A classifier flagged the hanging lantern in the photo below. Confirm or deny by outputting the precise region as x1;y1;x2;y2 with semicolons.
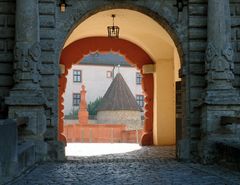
107;14;120;38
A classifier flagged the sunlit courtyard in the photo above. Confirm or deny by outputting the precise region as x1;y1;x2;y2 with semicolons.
65;143;142;157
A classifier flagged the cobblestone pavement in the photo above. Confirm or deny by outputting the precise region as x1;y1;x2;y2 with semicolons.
9;146;240;185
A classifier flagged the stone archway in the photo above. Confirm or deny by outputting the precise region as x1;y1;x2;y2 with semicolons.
59;37;154;146
56;6;186;157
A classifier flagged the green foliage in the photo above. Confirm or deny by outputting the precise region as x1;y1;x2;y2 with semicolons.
64;97;102;119
64;107;79;119
87;97;103;115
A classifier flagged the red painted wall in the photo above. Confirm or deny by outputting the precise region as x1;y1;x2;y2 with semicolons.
64;123;143;143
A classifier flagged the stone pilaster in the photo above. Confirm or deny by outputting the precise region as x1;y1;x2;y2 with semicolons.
205;0;238;102
5;0;48;161
200;0;240;163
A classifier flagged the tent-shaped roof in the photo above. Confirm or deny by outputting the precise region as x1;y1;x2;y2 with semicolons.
97;73;142;111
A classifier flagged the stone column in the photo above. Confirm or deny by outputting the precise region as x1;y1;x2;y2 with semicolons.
5;0;48;161
200;0;240;163
12;0;42;93
78;85;89;125
205;0;237;101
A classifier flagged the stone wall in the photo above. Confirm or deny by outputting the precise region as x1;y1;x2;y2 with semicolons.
39;0;61;159
97;110;143;130
230;0;240;89
0;0;15;119
186;0;240;162
188;0;207;161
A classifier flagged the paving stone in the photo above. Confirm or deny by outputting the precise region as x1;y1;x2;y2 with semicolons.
7;146;240;185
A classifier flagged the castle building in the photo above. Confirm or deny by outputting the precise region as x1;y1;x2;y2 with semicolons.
64;53;144;116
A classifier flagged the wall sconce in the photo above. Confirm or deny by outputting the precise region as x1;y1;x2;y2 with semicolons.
59;0;68;12
107;14;120;38
173;0;187;12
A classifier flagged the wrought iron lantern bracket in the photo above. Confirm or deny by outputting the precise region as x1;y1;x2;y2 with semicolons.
107;14;120;38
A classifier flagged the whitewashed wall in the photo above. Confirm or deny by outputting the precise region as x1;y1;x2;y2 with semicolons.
63;64;143;115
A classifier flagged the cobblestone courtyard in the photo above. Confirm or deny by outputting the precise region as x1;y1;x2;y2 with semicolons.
9;146;240;185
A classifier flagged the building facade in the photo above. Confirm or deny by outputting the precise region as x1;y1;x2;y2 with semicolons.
64;53;144;116
0;0;240;183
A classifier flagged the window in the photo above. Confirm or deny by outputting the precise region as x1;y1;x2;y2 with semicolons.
106;71;113;78
136;72;142;85
73;70;82;82
73;93;81;106
136;95;144;108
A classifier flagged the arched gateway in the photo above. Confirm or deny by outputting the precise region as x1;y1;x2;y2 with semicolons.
1;1;240;182
59;37;154;146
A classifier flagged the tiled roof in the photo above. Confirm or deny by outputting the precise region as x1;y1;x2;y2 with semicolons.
79;53;131;67
97;73;141;111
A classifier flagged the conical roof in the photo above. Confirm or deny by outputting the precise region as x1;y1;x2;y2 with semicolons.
97;73;142;111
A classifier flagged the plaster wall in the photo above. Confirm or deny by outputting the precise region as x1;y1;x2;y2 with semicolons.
64;64;143;115
154;58;176;145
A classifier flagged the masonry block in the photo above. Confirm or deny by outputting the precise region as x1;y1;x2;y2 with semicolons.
40;15;55;28
190;64;204;75
0;2;15;14
189;28;207;39
189;4;207;16
0;75;13;86
40;40;55;52
0;40;5;51
41;51;55;64
231;17;240;27
0;27;14;39
0;53;13;62
0;119;18;181
189;41;207;52
0;16;5;26
189;16;207;28
190;87;203;100
40;75;57;88
190;75;205;87
189;52;205;64
6;39;14;50
39;3;55;15
236;4;240;16
0;63;12;75
43;88;54;101
6;15;14;27
40;28;55;40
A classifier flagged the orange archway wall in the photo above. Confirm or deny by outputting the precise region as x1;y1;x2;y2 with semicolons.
59;37;154;146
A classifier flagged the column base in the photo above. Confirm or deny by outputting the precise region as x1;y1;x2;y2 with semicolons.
140;131;153;146
5;85;48;106
200;102;240;164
